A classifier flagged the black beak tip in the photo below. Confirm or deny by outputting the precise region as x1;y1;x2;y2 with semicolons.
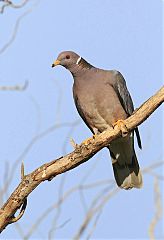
51;63;55;68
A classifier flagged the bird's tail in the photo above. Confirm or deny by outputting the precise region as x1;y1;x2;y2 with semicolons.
112;153;142;189
108;136;143;190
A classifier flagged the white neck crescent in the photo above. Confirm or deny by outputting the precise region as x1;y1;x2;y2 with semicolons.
76;56;82;65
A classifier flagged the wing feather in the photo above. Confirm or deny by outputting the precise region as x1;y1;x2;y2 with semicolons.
112;71;142;149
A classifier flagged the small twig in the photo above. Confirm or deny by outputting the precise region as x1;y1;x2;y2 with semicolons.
0;80;28;91
70;138;78;149
0;0;11;14
48;174;67;240
21;162;25;180
9;198;27;224
86;210;102;240
148;177;162;240
0;0;29;14
0;10;31;55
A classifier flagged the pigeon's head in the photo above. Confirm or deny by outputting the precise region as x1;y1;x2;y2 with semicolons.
52;51;81;70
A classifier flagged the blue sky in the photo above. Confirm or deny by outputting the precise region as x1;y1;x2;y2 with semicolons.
0;0;163;239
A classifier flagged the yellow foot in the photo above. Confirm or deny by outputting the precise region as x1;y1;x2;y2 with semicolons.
113;119;128;137
82;134;97;145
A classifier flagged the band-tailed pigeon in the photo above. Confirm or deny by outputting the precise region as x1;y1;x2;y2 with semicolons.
52;51;142;190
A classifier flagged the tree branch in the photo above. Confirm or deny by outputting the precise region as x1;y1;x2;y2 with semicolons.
0;86;163;233
0;80;28;91
0;0;30;14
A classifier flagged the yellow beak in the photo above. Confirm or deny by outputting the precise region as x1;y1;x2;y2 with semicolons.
52;59;60;68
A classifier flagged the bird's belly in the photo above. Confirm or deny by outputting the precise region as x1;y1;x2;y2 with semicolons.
79;100;111;132
75;86;127;133
87;114;109;132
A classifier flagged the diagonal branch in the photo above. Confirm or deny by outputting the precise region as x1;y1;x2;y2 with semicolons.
0;86;163;233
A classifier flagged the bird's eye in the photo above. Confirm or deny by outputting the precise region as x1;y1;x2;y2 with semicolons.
66;55;70;59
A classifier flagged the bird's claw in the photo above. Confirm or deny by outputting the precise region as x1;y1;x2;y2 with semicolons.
82;134;97;145
113;119;128;137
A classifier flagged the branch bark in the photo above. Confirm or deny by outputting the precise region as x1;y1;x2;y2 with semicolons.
0;86;163;233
